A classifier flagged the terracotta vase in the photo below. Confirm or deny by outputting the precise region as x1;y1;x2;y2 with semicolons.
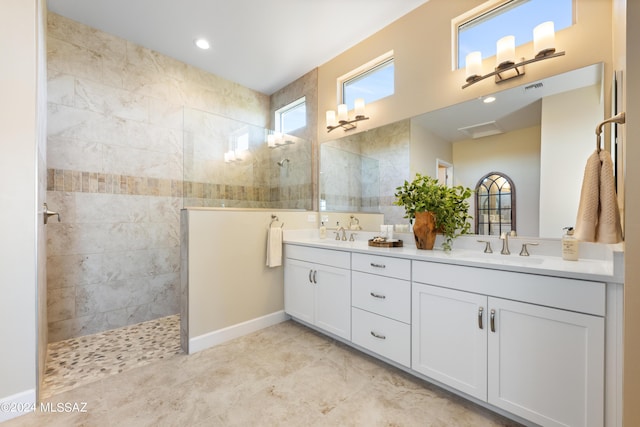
413;211;437;250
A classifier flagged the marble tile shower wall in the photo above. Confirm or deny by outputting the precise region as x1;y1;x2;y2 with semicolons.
46;12;270;342
182;107;312;209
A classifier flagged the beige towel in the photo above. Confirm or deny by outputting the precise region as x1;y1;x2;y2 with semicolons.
266;226;283;267
596;150;623;243
574;149;622;243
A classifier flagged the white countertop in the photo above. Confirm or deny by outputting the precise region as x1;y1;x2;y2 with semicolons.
283;230;624;283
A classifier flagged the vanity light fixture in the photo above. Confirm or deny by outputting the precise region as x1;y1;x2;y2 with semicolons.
326;98;369;133
462;21;565;89
194;38;210;50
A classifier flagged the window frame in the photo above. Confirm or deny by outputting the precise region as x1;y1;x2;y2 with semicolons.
275;96;306;134
451;0;575;70
337;50;395;108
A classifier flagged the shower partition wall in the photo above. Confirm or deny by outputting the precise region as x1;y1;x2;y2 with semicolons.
183;107;312;209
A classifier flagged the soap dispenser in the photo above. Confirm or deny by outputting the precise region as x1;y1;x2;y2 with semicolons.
562;227;579;261
319;221;327;239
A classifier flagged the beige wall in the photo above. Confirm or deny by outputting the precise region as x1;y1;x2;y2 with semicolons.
453;126;541;237
622;0;640;425
317;0;613;144
410;122;453;180
0;0;43;415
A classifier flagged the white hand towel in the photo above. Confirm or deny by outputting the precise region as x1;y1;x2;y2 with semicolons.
574;150;600;242
596;149;623;243
266;226;283;268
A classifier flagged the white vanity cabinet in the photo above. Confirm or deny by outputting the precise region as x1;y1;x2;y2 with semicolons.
412;261;605;427
351;253;411;367
284;245;351;340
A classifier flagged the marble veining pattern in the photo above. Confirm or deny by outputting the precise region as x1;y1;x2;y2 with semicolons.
41;315;181;400
7;320;521;426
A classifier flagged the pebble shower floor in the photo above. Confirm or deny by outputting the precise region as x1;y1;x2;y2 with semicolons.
42;315;182;399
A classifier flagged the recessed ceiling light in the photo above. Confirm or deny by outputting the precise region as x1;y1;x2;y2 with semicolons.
483;96;496;104
194;38;210;50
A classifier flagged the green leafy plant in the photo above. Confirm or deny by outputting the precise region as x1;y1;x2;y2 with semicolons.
394;173;473;251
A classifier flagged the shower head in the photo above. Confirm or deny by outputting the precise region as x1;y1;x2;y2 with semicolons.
277;158;290;167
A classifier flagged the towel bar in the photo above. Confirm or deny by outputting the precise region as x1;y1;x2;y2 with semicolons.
596;112;625;153
269;214;284;228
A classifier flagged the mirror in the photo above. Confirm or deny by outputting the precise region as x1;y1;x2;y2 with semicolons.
320;63;604;238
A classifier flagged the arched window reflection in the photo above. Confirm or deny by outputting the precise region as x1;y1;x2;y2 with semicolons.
475;172;515;236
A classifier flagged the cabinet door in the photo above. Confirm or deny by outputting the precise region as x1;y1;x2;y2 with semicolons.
412;283;488;400
284;258;315;324
315;264;351;340
488;297;604;427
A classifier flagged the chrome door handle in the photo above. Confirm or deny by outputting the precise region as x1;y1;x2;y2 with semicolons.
312;270;317;284
370;292;386;299
478;307;484;329
308;270;313;283
370;263;386;268
43;203;61;225
370;331;386;340
490;309;496;332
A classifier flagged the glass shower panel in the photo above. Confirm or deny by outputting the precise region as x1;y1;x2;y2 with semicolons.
183;107;312;209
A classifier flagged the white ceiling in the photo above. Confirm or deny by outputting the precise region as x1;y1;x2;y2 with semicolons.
47;0;429;95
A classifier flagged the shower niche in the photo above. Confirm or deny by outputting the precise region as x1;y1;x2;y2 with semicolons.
183;107;312;209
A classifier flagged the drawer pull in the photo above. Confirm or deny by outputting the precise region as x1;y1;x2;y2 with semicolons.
370;331;386;340
490;309;496;332
308;270;313;283
478;306;484;329
370;262;386;268
312;270;317;284
370;292;386;299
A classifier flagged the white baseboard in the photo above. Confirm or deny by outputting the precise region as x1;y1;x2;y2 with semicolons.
188;310;288;354
0;389;36;422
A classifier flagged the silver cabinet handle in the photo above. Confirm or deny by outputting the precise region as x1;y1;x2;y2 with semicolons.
370;292;386;299
312;270;317;284
478;307;484;329
43;203;61;225
308;270;313;283
370;262;386;268
490;309;496;333
370;331;386;340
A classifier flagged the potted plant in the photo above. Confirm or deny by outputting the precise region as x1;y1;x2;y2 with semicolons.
394;173;473;251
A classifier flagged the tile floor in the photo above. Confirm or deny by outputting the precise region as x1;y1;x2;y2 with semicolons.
6;319;523;426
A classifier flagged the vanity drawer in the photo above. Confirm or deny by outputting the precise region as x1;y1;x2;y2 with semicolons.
352;253;410;280
352;307;410;367
285;244;350;269
352;271;410;323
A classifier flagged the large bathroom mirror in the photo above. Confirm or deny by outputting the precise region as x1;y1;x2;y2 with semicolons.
320;62;605;238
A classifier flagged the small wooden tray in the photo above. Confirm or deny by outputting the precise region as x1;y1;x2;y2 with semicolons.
368;239;403;248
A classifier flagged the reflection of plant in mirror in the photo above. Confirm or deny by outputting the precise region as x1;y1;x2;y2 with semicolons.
394;174;473;251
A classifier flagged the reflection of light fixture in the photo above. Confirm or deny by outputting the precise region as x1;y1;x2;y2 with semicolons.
483;96;496;104
266;132;295;149
463;21;565;89
326;98;370;132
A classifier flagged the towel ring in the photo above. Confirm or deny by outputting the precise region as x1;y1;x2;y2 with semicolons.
596;112;625;153
270;214;284;228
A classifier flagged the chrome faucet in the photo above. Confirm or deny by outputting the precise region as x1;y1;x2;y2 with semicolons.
335;226;347;241
500;232;510;255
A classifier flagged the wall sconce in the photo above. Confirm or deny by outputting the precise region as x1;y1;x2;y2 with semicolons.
462;21;565;89
326;98;369;133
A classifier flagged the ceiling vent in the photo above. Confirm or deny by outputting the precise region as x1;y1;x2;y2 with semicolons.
457;121;504;139
524;82;544;91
